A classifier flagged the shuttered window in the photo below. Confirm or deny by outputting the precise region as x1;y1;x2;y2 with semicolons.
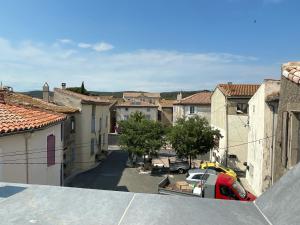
47;135;55;166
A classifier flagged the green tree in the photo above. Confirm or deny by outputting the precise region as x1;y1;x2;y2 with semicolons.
119;112;165;165
167;115;222;167
67;82;89;95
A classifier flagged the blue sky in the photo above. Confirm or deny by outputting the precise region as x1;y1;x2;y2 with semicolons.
0;0;299;92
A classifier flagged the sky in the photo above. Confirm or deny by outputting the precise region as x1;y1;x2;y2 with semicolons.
0;0;299;92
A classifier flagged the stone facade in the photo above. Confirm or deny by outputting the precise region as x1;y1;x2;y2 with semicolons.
273;62;300;183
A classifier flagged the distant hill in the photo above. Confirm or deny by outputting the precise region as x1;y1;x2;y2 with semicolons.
21;90;211;100
20;91;53;99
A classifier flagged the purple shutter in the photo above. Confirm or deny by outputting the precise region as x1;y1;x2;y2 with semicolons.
47;135;55;166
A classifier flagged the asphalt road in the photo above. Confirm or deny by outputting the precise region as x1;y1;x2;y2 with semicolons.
67;150;185;194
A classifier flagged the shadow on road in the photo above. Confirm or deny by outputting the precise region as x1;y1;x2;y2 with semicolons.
67;150;129;191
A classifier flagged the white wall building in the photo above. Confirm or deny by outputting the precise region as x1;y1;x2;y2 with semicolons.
211;84;260;170
115;101;158;122
0;98;65;185
54;86;112;171
246;80;280;196
173;92;211;124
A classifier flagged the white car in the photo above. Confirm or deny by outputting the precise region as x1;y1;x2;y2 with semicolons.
186;169;217;184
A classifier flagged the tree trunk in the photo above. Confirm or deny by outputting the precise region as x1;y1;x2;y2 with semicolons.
189;155;192;169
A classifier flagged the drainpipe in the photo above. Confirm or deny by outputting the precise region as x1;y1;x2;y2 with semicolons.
268;103;276;186
225;98;229;167
24;133;31;184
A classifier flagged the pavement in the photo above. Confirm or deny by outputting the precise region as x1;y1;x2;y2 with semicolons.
67;150;185;193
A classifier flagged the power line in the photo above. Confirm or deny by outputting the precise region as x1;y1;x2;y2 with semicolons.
218;135;274;150
0;141;108;158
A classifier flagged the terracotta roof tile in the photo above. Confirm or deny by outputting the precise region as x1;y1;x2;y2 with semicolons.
175;92;212;105
4;92;78;114
282;62;300;84
218;84;260;97
123;92;160;98
0;103;66;135
116;100;158;108
54;88;111;105
159;99;176;107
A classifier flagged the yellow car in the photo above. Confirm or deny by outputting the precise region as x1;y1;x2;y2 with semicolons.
199;162;237;178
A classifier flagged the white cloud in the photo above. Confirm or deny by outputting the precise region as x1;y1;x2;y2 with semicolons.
0;37;279;92
58;39;73;44
92;42;114;52
78;42;92;48
78;41;114;52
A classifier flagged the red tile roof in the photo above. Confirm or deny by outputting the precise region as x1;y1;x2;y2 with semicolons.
54;88;111;105
282;62;300;84
0;103;66;135
217;84;260;97
116;100;158;108
159;99;176;108
174;92;212;105
4;92;78;114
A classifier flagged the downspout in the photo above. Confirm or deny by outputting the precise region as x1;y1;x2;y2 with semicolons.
225;97;229;167
268;103;276;185
24;133;31;184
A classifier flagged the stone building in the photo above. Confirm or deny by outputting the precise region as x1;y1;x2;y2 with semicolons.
123;92;160;105
158;99;175;126
273;62;300;183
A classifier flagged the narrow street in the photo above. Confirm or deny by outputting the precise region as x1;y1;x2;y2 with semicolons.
67;150;185;193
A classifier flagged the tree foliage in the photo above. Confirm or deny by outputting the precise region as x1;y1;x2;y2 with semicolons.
167;116;222;165
119;112;165;160
67;81;89;95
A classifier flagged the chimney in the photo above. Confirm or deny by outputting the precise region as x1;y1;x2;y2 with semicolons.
61;83;66;90
43;82;50;102
177;92;182;101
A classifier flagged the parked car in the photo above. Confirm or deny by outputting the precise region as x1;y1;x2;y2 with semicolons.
186;169;217;184
199;162;237;178
158;173;256;201
169;160;189;174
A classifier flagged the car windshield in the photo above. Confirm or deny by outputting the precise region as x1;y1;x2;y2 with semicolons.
232;181;246;199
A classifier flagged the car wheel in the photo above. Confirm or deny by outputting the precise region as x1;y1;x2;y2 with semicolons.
178;168;185;174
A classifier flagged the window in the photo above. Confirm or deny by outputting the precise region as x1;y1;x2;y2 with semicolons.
124;115;129;120
99;117;102;132
236;103;248;114
125;107;128;111
190;106;195;114
232;181;246;199
192;174;209;180
219;185;237;199
70;116;76;133
147;108;150;112
90;138;95;156
71;147;76;162
102;134;105;146
105;115;108;128
47;135;55;166
146;115;151;120
91;105;96;132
